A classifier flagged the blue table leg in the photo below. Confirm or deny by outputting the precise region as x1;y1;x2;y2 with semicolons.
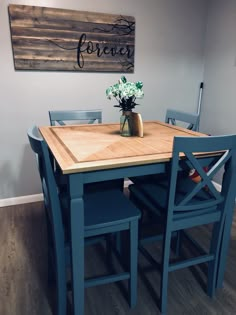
69;173;85;315
216;198;235;289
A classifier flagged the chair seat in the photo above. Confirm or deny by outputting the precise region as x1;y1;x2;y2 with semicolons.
129;173;167;185
129;175;218;220
60;189;140;238
84;190;140;230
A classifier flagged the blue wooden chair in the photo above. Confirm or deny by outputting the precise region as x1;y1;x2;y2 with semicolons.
28;126;141;315
165;108;199;131
129;134;236;314
49;109;102;125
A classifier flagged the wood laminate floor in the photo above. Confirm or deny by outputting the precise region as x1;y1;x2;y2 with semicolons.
0;201;235;315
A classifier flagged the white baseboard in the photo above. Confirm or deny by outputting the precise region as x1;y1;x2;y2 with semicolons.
0;193;43;208
0;180;133;207
0;180;221;208
213;181;221;192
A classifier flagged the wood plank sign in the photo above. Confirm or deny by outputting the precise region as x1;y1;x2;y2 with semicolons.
8;5;135;72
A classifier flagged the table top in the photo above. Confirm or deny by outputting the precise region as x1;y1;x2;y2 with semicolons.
39;121;206;174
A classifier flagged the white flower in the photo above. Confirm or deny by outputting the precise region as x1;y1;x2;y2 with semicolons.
106;76;144;111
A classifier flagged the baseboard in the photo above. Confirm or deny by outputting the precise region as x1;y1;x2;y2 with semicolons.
213;181;221;192
0;193;43;208
0;179;220;208
0;180;133;207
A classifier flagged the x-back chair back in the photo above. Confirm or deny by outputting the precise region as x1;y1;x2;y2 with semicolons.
49;109;102;125
165;108;199;131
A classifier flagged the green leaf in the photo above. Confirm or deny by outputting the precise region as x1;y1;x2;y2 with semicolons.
120;76;127;83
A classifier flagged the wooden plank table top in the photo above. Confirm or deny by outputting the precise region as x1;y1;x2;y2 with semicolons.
39;121;206;174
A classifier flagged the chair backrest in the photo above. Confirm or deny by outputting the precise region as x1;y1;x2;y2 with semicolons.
165;109;199;131
49;109;102;126
27;126;66;289
168;135;236;219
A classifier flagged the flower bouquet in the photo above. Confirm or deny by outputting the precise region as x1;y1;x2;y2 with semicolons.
106;76;144;136
106;76;144;112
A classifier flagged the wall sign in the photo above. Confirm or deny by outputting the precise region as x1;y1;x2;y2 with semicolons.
8;5;135;72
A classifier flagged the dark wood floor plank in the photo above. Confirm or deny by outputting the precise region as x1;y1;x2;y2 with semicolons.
0;201;235;315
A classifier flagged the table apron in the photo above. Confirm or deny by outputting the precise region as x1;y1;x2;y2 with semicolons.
78;162;167;184
65;156;216;184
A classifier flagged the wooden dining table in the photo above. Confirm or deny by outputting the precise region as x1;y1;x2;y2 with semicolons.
39;121;229;315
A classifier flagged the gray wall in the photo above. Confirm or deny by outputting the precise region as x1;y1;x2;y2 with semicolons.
0;0;208;199
200;0;236;135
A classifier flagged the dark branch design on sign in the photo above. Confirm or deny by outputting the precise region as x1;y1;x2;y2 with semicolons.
93;17;135;35
8;5;135;72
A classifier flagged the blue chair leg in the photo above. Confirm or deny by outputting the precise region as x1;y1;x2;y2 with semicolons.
105;234;114;269
174;230;182;256
56;261;67;315
70;195;85;315
48;250;55;285
207;221;223;297
129;220;138;308
160;229;172;315
115;232;122;254
216;205;235;289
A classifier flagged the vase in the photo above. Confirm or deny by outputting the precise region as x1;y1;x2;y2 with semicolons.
120;111;132;137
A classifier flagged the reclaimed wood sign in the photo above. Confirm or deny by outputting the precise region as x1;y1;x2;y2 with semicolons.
8;5;135;72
